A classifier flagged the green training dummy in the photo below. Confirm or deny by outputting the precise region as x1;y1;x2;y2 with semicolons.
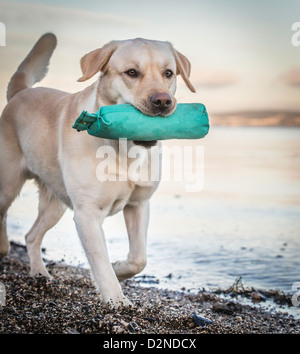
72;103;209;141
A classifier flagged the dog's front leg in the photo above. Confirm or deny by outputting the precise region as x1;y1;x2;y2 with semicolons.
74;207;132;307
113;200;149;281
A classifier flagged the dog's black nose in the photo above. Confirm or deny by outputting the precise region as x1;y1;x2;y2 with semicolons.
150;92;172;113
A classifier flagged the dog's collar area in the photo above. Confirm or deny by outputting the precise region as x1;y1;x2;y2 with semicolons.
133;140;158;148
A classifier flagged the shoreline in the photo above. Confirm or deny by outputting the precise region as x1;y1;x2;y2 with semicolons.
0;242;299;334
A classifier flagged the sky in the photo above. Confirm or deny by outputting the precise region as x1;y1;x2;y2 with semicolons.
0;0;299;113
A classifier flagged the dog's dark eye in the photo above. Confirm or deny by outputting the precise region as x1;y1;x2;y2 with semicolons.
125;69;138;78
165;70;174;78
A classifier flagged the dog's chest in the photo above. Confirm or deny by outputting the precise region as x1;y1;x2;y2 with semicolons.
109;198;128;215
108;179;159;216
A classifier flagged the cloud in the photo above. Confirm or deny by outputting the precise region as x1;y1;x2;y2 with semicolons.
0;0;151;107
190;70;239;89
280;67;300;87
0;0;147;47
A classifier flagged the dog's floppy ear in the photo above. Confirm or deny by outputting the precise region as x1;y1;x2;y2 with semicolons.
77;42;116;82
172;49;196;93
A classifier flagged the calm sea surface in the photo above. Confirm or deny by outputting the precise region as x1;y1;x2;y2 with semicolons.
7;126;300;314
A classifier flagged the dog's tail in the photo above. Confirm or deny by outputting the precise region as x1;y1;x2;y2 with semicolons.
7;33;57;101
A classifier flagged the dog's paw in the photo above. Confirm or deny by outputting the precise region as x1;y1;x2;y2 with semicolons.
112;259;146;281
29;267;52;279
103;294;133;309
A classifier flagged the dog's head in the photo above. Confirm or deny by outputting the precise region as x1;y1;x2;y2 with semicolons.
78;38;196;117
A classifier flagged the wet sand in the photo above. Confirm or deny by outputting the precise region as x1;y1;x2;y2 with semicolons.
0;242;299;334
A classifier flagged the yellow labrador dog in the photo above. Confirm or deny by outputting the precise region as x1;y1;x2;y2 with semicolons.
0;33;195;306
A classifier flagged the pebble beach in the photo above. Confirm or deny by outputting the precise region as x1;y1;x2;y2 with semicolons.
0;242;299;334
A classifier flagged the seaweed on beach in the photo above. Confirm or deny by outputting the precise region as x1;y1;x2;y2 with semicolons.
214;275;294;307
